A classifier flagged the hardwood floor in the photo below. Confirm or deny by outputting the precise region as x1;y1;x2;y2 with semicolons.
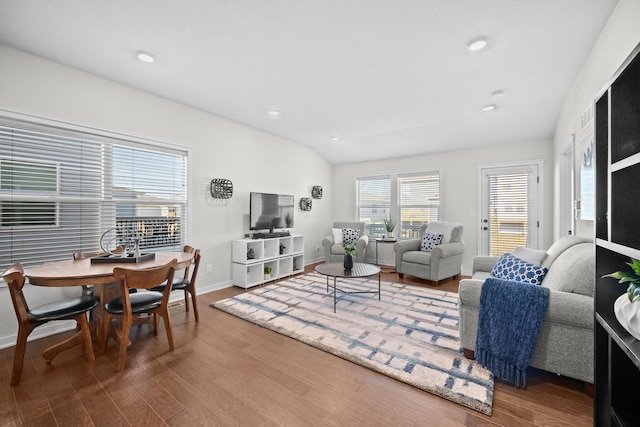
0;263;593;426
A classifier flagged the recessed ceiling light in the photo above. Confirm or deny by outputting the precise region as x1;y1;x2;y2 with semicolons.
266;109;281;119
491;89;505;99
482;104;497;112
466;37;488;52
136;51;155;63
329;136;339;142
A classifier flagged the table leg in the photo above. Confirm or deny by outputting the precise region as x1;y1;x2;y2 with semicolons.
42;331;86;363
333;276;337;313
378;272;381;300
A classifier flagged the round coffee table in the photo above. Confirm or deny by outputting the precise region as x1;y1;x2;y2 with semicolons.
315;262;381;312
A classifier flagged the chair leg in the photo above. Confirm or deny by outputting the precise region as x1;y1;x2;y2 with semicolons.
183;289;190;312
11;324;35;386
116;316;133;372
159;309;175;351
101;313;113;353
188;286;199;322
76;313;95;361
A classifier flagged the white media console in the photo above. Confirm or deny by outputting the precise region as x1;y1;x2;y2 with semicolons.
231;235;304;288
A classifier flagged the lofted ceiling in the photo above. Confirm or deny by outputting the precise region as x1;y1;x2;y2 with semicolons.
0;1;617;165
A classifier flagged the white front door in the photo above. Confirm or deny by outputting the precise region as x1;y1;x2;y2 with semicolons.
478;162;542;256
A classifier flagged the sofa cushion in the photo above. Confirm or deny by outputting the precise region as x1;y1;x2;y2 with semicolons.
332;228;343;244
420;232;443;252
512;247;547;265
490;254;548;285
425;222;457;243
541;243;595;296
402;250;432;265
342;228;360;244
541;235;592;269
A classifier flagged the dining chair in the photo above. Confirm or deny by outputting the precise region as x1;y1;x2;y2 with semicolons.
150;246;201;321
101;259;178;372
3;263;100;386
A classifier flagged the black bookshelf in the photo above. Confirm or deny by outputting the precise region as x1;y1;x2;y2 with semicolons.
594;41;640;427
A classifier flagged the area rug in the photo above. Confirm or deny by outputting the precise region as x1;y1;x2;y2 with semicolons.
210;272;494;415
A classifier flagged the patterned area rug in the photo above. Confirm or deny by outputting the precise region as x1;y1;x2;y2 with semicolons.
211;272;494;415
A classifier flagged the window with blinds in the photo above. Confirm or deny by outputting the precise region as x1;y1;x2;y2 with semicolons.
488;172;529;256
356;176;391;237
0;120;188;271
398;172;440;239
355;171;441;239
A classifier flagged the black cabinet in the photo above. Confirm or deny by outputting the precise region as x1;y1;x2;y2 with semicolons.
594;42;640;426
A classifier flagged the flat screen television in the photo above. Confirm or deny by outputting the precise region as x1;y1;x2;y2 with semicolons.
250;192;294;232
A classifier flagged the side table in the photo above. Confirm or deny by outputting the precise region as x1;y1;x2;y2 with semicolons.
375;238;397;273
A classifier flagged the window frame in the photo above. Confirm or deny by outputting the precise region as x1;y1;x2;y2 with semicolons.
0;112;192;272
355;169;442;239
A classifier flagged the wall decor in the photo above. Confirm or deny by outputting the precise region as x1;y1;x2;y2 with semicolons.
300;197;312;211
312;185;323;199
210;178;233;199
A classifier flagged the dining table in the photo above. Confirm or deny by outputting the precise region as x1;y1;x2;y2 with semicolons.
25;251;194;362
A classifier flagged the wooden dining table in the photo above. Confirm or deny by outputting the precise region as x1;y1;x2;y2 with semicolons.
25;251;194;362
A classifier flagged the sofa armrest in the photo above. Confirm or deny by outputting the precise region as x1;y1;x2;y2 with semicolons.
356;235;369;262
431;242;465;259
393;239;420;273
393;239;420;253
322;235;335;248
472;256;500;274
322;235;334;262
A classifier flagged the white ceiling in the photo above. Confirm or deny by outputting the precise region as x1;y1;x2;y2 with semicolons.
0;1;617;165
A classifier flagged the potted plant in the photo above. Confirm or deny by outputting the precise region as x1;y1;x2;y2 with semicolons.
279;243;286;255
383;216;396;238
264;266;272;280
603;258;640;340
343;242;357;270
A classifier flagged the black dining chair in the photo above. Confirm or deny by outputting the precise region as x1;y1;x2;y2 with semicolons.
3;263;99;386
150;246;201;321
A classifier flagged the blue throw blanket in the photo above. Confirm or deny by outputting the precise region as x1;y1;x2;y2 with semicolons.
476;277;550;388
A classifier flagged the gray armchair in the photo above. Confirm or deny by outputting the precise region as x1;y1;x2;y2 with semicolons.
322;222;369;263
393;222;464;284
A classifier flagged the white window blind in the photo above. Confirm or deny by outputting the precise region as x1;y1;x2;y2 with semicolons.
356;176;391;237
355;171;441;239
0;120;188;271
398;171;440;239
488;172;528;256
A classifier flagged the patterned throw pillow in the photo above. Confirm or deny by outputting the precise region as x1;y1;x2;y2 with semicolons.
420;232;443;252
342;228;360;244
490;253;549;285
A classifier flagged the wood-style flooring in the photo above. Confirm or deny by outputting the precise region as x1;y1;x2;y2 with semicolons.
0;263;593;426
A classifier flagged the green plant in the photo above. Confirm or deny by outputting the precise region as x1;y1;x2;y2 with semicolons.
279;243;286;253
264;266;272;275
603;258;640;302
383;216;396;232
343;242;357;256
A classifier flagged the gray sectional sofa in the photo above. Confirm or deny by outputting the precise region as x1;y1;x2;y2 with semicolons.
457;235;595;385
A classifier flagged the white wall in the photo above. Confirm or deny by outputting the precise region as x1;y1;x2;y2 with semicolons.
0;44;333;347
332;140;554;274
553;0;640;241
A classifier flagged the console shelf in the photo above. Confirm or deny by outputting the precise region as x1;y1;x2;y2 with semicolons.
232;235;304;288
